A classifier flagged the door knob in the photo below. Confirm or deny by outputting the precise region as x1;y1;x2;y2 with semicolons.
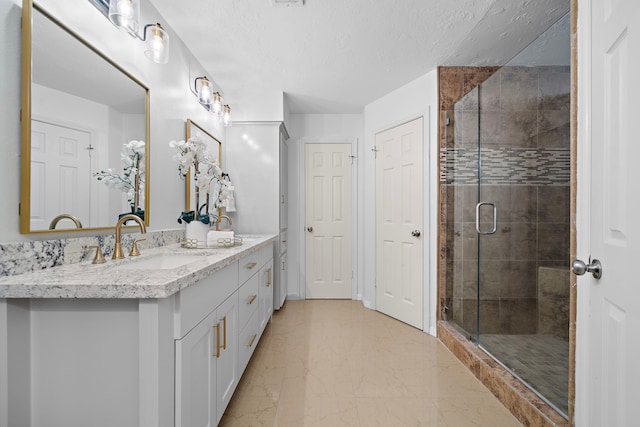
307;227;313;232
572;258;603;279
411;230;421;237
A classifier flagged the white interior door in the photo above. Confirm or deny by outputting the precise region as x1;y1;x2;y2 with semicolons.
30;120;92;230
579;0;640;425
305;143;352;299
375;118;423;329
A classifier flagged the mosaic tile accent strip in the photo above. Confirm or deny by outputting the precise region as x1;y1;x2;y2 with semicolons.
440;147;570;185
0;229;184;277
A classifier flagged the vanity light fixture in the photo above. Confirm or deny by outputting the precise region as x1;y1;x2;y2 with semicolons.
108;0;170;64
194;76;213;106
192;76;230;122
222;105;232;127
108;0;139;34
211;92;223;115
143;23;170;64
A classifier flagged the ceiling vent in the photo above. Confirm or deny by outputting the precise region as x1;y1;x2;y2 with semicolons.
271;0;304;7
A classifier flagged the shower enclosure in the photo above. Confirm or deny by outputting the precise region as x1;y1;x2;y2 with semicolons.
442;14;571;417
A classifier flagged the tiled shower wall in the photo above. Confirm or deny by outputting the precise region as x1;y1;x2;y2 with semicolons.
439;66;570;338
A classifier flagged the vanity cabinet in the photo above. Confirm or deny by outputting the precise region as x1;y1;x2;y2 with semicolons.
0;237;276;427
174;267;241;427
174;244;273;427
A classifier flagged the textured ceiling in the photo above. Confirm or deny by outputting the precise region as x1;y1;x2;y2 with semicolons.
149;0;569;114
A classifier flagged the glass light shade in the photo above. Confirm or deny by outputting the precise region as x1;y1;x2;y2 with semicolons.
212;92;223;115
196;77;212;106
109;0;139;34
144;24;169;64
223;105;231;127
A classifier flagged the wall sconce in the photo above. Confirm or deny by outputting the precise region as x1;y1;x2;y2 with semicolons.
223;105;232;127
194;76;213;106
211;92;223;115
108;0;170;64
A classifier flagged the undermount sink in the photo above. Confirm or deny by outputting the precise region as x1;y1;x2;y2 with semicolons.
116;253;206;270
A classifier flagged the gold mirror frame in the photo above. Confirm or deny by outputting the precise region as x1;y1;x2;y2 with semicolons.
20;0;150;234
185;119;222;216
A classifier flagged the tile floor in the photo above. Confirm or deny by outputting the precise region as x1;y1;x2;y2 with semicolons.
219;300;522;426
480;334;569;415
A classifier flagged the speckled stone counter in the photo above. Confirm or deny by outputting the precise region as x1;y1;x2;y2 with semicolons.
0;235;276;299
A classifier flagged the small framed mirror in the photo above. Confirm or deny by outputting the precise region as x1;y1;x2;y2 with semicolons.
20;0;150;233
184;119;223;215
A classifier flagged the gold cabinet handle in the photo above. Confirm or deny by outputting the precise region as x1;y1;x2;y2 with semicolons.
247;333;257;348
266;268;272;287
222;316;227;350
213;323;221;358
248;294;257;305
245;262;257;270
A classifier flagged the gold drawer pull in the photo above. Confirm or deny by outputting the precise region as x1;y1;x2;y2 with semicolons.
247;333;257;348
213;323;221;358
266;268;272;287
245;262;257;270
247;294;257;305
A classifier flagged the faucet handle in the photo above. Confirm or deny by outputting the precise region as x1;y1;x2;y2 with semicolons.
129;238;146;257
83;245;106;264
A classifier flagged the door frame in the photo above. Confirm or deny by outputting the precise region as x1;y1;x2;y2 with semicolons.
575;0;592;423
297;138;359;300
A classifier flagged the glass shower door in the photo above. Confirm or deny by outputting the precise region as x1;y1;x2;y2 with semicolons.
475;14;572;416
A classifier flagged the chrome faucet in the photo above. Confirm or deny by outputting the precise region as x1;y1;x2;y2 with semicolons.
112;214;147;260
215;215;233;231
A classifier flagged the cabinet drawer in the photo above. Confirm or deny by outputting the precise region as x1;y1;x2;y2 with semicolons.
238;273;259;329
238;250;262;284
175;262;238;339
238;310;260;375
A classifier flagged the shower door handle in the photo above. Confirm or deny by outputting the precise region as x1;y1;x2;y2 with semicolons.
475;202;497;235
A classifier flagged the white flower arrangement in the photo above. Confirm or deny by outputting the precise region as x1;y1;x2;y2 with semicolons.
169;137;234;223
94;140;145;210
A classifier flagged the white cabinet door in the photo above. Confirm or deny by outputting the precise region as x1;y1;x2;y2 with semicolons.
216;292;239;424
175;310;218;427
259;260;274;332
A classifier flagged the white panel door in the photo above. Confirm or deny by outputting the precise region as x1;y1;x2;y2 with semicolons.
216;293;238;424
305;143;352;299
579;0;640;425
30;120;91;230
375;118;423;329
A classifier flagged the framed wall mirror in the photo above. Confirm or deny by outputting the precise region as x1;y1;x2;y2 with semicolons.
185;119;222;217
20;0;150;234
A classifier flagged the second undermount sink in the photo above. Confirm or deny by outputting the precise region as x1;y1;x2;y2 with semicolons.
116;253;206;270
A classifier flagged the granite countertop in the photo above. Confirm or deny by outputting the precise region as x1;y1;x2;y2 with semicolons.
0;235;277;299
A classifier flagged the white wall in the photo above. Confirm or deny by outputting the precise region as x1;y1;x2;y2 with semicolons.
363;69;439;335
1;0;225;242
